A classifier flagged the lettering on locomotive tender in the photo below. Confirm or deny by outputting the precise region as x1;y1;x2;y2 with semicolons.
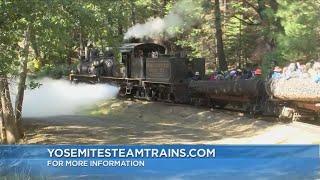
147;62;170;77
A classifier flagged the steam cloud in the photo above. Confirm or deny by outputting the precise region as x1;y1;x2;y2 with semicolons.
124;0;201;39
16;78;119;117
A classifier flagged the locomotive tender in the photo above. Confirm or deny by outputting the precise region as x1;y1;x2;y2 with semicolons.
70;42;320;121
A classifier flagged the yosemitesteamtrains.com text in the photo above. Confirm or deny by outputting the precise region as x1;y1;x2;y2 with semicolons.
47;148;216;158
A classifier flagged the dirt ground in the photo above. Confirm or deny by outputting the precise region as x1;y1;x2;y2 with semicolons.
22;99;320;144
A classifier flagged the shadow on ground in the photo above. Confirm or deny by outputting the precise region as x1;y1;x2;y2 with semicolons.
22;99;275;144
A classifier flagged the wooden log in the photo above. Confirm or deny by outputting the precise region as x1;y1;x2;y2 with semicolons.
269;78;320;102
189;79;265;98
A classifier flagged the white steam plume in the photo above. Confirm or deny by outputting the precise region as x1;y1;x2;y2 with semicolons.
14;78;119;117
124;0;202;39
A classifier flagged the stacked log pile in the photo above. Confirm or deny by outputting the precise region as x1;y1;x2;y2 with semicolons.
269;78;320;102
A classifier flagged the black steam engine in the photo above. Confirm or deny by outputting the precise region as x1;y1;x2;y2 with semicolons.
71;42;205;103
70;42;320;122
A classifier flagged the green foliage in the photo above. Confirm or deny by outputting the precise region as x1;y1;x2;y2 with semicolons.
261;51;283;77
175;0;216;60
36;64;74;79
28;80;42;90
276;0;320;62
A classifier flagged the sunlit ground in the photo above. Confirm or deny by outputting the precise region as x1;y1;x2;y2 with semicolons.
22;99;320;144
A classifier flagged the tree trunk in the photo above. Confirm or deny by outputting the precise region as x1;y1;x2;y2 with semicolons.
0;99;6;143
256;0;282;58
152;0;159;16
162;0;168;16
79;28;84;59
0;76;19;144
118;19;123;36
67;48;73;66
15;26;31;137
214;0;228;71
130;1;137;25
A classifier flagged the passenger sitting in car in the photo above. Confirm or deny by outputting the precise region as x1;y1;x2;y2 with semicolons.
314;74;320;83
253;68;263;79
151;51;159;58
271;66;282;79
235;69;243;79
313;62;320;83
192;72;201;81
227;69;237;80
216;71;225;80
241;69;253;79
209;71;217;80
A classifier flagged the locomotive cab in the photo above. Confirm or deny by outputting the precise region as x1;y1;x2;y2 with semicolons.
120;43;166;79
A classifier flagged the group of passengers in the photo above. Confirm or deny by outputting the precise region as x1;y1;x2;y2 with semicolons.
269;61;320;83
208;66;263;81
205;60;320;84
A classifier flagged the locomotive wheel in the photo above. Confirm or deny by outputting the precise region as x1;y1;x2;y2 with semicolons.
70;79;79;84
144;88;152;101
250;105;258;118
261;101;279;116
191;98;201;107
169;93;175;103
215;102;227;109
211;99;228;109
151;90;158;101
118;86;127;98
245;104;260;119
134;87;145;99
207;99;227;109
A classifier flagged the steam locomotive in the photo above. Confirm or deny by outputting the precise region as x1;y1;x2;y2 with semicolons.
70;42;320;122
